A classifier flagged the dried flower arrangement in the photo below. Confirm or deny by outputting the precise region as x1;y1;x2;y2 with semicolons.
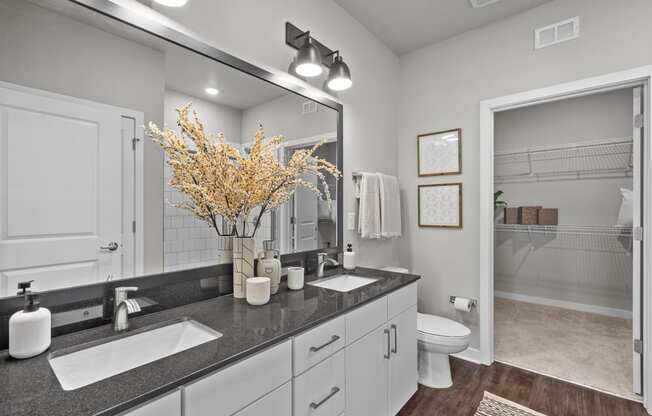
147;104;341;239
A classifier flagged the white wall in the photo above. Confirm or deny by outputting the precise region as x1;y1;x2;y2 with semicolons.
494;88;633;313
398;0;652;348
163;90;243;271
241;93;337;142
0;0;166;274
154;0;401;268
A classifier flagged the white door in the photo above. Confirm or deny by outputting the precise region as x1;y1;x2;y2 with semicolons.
346;325;389;416
389;305;418;415
294;172;319;252
632;86;644;395
0;84;126;296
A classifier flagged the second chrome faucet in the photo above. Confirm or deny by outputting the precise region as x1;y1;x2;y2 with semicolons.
113;286;141;332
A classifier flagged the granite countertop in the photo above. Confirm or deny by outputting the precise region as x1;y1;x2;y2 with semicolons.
0;267;419;416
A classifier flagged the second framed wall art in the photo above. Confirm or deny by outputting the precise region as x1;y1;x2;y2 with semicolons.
418;183;463;228
417;128;462;176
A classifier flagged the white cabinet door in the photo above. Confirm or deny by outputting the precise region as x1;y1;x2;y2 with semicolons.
0;84;127;295
184;340;292;416
120;390;181;416
233;382;291;416
345;324;389;416
294;349;345;416
388;305;418;415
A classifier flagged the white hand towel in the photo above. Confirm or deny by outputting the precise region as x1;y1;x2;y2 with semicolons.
358;173;381;239
378;173;402;238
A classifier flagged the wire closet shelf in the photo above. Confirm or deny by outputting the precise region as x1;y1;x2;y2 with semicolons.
495;224;633;254
494;137;633;183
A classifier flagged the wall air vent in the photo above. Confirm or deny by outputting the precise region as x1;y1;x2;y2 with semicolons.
535;17;580;49
469;0;502;8
302;101;318;115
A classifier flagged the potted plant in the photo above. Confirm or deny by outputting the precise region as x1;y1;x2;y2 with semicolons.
148;105;340;298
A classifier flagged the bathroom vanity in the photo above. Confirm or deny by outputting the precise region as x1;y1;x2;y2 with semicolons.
0;268;419;416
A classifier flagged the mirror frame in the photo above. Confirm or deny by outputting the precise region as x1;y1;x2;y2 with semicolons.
72;0;344;261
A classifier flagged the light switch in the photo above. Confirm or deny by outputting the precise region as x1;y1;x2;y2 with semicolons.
347;212;356;230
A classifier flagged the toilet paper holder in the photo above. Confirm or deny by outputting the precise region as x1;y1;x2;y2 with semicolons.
449;296;477;308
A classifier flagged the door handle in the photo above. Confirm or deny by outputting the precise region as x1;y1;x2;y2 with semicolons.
384;328;391;359
100;242;119;252
310;386;340;409
391;324;398;354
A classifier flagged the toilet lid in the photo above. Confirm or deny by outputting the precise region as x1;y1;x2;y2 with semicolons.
417;313;470;337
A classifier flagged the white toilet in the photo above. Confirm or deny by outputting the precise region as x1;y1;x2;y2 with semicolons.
417;312;470;388
380;267;471;388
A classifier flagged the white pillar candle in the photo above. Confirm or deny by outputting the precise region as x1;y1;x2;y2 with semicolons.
287;267;305;290
246;277;270;306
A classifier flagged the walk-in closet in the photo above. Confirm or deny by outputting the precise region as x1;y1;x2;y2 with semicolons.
493;86;643;400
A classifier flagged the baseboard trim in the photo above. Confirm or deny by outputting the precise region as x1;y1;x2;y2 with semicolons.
495;291;632;319
452;347;482;365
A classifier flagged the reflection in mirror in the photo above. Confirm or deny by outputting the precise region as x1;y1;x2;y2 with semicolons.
0;0;339;297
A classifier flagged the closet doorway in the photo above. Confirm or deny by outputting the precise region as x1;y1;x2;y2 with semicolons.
478;66;652;409
492;86;641;399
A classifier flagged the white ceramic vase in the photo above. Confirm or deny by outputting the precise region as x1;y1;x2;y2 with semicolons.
232;237;255;299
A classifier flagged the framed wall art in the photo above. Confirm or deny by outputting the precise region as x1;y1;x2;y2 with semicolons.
417;128;462;176
418;183;462;228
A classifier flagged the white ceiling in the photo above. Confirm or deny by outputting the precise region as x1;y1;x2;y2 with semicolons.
334;0;553;55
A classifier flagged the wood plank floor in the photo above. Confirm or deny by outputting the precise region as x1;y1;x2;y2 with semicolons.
398;358;647;416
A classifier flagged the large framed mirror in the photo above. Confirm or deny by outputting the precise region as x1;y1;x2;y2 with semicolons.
0;0;343;299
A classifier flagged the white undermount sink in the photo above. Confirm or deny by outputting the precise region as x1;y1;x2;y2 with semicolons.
308;274;378;292
49;318;222;391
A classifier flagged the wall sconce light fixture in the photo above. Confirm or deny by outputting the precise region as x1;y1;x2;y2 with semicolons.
286;22;353;91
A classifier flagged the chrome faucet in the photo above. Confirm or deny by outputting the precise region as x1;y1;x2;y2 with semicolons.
317;252;339;278
113;286;141;332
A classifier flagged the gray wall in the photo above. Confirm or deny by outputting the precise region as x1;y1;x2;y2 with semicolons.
494;88;633;312
155;0;401;268
398;0;652;348
0;0;166;274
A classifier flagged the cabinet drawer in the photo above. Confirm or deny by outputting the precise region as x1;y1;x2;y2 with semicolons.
184;340;292;416
388;283;417;319
346;296;387;344
293;315;345;375
233;382;291;416
120;390;181;416
293;349;346;416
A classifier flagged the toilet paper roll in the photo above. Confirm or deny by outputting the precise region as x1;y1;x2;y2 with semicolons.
454;297;472;312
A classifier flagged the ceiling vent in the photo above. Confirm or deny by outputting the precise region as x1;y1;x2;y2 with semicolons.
302;101;318;115
469;0;502;8
535;17;580;49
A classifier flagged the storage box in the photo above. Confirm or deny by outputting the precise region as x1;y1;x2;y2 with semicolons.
504;207;519;224
538;208;559;225
518;206;541;225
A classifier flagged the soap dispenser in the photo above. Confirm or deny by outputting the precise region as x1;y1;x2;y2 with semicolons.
257;240;281;294
9;281;51;359
343;243;356;270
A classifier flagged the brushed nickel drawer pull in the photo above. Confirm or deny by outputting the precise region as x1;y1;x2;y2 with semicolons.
384;328;391;359
310;386;340;409
391;324;398;354
310;335;340;352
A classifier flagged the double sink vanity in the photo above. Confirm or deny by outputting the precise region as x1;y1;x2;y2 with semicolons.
0;268;419;416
